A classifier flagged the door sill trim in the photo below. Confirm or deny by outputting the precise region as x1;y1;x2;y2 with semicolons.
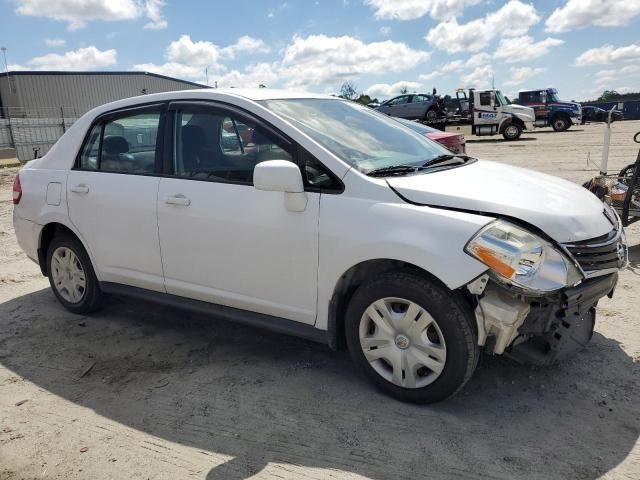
99;282;328;345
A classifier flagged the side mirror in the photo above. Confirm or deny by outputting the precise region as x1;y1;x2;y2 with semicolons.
253;160;307;212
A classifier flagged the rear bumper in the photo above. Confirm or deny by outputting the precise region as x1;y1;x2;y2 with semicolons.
12;210;41;264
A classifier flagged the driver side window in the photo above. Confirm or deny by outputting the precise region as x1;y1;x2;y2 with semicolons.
172;109;293;183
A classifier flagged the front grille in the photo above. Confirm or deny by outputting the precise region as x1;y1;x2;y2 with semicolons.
563;229;626;274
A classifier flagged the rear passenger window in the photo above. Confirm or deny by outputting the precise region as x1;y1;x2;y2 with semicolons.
479;92;492;106
78;111;160;174
79;124;101;170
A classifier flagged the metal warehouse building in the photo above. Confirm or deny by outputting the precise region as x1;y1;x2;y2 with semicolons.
0;71;205;161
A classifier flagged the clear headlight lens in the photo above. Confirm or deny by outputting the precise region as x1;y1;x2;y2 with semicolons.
465;220;583;294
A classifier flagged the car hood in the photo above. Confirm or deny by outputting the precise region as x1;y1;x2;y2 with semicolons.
503;104;534;121
386;160;613;243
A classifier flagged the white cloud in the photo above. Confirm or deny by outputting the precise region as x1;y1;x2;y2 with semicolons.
365;0;482;21
280;34;430;89
133;61;205;82
221;36;270;59
426;1;540;53
503;66;545;86
379;26;392;36
546;0;640;33
419;71;441;81
575;43;640;66
365;81;422;98
590;66;640;97
45;38;66;48
215;63;279;88
15;0;167;30
441;52;492;72
460;65;493;89
25;46;117;70
144;0;167;30
494;36;563;63
166;35;222;68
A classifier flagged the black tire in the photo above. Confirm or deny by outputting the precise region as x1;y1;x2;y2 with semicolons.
46;233;103;314
424;107;438;122
344;271;479;403
551;115;570;132
502;122;522;140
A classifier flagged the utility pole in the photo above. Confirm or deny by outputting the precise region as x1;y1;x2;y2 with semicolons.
205;66;209;86
1;46;15;94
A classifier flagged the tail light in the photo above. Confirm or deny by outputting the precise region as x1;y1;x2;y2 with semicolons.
12;173;22;205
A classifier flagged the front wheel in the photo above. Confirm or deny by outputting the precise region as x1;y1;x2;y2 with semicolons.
551;116;570;132
47;233;103;314
345;272;479;403
502;122;522;140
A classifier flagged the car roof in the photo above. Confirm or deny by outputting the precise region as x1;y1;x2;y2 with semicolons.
85;88;336;117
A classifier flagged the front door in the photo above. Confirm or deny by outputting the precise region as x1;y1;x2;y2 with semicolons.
67;107;166;291
156;104;320;324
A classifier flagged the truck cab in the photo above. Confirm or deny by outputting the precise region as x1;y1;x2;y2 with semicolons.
448;89;534;140
515;88;582;131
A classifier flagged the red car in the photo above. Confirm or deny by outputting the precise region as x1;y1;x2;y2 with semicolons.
395;118;466;154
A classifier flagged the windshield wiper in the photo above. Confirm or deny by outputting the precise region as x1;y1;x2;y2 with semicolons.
366;165;419;177
424;154;472;167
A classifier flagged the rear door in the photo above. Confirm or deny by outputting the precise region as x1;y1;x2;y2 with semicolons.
67;104;166;291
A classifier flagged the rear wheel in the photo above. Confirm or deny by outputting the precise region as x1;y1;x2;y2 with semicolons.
345;272;479;403
425;108;438;122
47;234;103;314
502;122;522;140
551;115;570;132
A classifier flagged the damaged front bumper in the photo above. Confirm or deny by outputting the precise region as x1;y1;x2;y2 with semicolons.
469;273;618;366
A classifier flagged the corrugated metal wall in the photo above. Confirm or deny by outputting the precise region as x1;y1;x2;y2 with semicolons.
0;72;205;161
1;72;204;117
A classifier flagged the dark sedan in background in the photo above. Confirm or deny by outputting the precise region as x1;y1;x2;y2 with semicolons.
376;93;439;121
582;106;624;124
395;117;466;154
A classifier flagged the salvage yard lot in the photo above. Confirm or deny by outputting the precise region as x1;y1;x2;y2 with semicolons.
1;121;639;480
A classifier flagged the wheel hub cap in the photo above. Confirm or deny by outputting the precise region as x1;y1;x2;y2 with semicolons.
51;246;86;304
358;297;447;389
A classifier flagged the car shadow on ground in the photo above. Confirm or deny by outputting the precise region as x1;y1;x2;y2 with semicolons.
0;288;638;480
466;137;536;144
525;129;586;134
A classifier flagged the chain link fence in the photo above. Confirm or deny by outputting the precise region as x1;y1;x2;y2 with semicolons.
0;107;81;162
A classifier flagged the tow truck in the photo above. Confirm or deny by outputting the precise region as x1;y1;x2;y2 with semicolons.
440;88;535;140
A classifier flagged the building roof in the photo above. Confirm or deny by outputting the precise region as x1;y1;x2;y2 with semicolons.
0;70;206;88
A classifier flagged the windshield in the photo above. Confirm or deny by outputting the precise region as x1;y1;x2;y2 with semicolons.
547;89;560;103
394;117;438;134
261;98;449;173
495;90;510;106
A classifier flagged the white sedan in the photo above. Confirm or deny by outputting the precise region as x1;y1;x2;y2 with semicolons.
12;89;627;403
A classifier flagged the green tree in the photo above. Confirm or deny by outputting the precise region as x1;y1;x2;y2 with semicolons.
400;87;408;94
339;80;359;101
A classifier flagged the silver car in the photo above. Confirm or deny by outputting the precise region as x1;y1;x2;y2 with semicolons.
376;93;439;121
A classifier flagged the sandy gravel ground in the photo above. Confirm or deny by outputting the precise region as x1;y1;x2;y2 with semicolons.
1;121;639;480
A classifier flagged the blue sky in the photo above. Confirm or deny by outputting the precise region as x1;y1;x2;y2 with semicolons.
1;0;639;101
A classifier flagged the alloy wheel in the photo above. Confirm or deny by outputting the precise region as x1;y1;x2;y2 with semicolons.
358;297;447;388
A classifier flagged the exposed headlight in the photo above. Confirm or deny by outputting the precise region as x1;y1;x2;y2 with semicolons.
465;220;583;294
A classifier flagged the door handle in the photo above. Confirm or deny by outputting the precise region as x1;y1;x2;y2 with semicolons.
165;194;191;206
70;184;89;194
